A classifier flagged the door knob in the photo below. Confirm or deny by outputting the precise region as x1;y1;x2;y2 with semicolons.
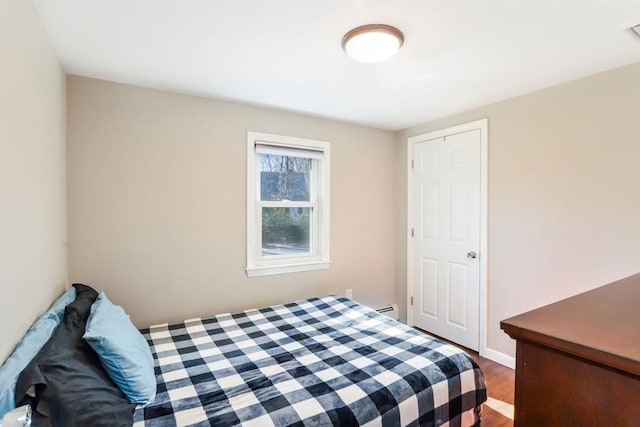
467;251;477;260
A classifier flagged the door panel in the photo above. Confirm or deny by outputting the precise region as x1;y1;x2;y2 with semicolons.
447;261;468;327
449;178;469;242
421;182;439;240
412;129;481;350
420;257;438;318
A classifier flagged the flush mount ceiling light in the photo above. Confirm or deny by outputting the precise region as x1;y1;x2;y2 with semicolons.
342;24;404;63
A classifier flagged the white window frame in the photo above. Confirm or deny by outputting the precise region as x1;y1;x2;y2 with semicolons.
246;131;330;277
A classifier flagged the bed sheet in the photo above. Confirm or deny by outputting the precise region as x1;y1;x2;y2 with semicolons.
134;296;486;426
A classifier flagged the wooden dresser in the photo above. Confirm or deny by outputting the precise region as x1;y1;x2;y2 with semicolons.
501;273;640;426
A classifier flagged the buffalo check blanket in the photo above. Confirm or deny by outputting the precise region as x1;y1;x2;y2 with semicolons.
133;296;486;426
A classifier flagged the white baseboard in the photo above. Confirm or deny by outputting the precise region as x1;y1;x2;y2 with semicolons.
481;347;515;369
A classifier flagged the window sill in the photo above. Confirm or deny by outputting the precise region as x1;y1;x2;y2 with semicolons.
246;260;331;277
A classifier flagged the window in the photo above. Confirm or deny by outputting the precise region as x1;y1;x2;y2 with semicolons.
246;132;330;277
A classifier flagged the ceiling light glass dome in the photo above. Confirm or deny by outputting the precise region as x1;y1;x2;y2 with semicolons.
342;24;404;63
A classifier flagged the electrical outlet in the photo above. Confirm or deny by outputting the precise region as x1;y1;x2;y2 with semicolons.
346;289;353;299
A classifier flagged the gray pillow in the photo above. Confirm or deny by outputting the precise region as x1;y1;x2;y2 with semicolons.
15;284;135;427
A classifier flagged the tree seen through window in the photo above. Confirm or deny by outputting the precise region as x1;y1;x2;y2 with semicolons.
259;154;312;255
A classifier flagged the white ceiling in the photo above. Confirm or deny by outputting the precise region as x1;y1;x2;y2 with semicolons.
34;0;640;131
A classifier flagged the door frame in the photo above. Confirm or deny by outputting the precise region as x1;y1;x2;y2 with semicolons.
407;118;488;356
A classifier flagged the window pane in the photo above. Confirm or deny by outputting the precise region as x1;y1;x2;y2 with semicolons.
259;153;311;201
262;207;311;256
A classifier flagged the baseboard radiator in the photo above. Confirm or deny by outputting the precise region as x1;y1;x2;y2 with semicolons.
375;304;399;321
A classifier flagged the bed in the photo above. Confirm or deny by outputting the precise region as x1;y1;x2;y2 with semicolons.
4;285;486;426
134;295;486;426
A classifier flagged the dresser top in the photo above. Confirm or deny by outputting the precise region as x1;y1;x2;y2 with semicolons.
501;273;640;376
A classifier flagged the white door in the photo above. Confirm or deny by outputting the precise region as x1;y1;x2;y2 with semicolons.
412;128;481;350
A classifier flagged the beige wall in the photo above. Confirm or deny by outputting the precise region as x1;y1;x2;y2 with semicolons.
396;61;640;357
12;3;637;362
67;76;396;327
0;1;68;363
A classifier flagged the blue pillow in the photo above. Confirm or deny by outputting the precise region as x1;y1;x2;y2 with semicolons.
83;293;156;406
16;284;136;426
0;287;76;418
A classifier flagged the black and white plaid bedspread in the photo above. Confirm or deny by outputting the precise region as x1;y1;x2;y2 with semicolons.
134;296;486;426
